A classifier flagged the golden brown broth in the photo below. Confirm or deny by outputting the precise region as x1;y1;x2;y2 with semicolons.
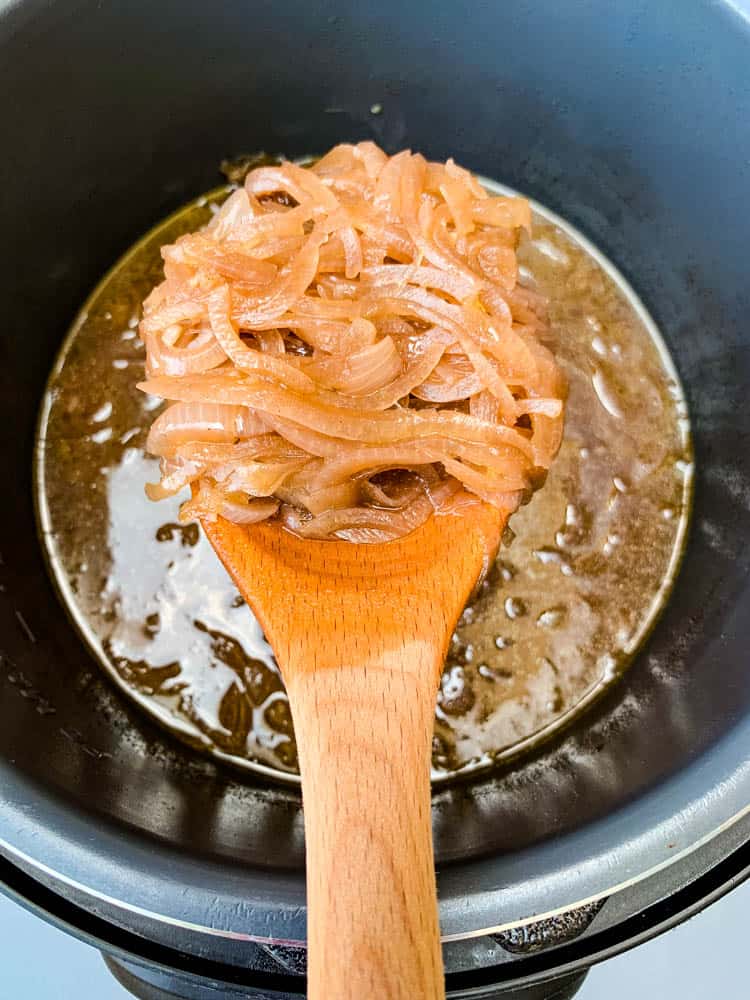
36;184;692;782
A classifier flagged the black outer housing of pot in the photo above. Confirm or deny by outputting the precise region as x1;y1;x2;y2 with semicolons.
2;1;750;998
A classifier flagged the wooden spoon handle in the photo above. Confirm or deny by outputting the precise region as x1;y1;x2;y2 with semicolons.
286;656;445;1000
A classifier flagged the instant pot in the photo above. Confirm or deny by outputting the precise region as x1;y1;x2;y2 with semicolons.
1;1;749;997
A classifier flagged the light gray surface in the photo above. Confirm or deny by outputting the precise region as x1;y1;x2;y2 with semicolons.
0;880;748;998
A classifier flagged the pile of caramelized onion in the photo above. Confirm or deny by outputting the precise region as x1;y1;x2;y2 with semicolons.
138;143;565;541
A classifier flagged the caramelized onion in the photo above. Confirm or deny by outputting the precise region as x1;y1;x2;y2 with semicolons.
146;401;266;458
144;326;227;377
139;143;565;539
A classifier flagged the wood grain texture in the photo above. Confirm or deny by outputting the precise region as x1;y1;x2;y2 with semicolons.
202;505;505;1000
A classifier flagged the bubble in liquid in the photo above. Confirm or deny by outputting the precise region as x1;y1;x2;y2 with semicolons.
537;608;565;629
504;597;527;620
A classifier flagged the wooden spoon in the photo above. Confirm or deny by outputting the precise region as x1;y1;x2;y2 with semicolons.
202;502;507;1000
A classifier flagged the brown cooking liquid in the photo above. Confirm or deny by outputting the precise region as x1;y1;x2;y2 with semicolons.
36;181;692;782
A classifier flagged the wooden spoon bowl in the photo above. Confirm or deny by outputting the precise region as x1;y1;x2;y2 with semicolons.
203;503;506;1000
